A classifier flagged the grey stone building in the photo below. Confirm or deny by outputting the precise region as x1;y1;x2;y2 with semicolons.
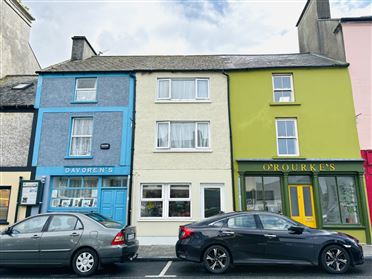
0;0;40;78
0;74;37;227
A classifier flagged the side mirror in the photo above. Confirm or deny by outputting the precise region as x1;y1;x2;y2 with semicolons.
4;227;13;235
288;225;304;234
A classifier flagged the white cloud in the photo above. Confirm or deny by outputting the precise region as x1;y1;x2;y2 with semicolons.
24;0;371;68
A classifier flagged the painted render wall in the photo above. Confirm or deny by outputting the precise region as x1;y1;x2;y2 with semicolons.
342;22;372;150
0;172;29;228
37;112;123;167
229;68;361;203
0;0;39;78
40;76;129;108
132;72;233;244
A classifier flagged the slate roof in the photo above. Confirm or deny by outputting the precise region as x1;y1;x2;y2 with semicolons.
0;75;37;107
39;53;347;73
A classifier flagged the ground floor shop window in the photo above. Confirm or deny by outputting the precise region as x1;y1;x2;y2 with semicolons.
50;176;98;208
0;186;11;223
245;176;282;214
140;184;191;218
319;176;360;225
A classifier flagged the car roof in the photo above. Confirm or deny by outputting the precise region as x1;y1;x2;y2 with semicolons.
194;211;289;226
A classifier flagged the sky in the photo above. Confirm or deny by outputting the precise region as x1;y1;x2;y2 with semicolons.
23;0;372;68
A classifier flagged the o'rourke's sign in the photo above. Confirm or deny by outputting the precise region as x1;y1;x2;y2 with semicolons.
20;180;41;206
262;163;336;172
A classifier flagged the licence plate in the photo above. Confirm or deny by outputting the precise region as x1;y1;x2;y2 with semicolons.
127;233;135;241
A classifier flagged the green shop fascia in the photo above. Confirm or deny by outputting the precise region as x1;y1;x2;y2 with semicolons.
236;159;372;244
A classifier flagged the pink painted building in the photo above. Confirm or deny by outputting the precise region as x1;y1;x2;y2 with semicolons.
297;0;372;223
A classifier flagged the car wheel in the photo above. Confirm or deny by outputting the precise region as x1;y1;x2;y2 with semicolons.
321;245;350;274
203;245;231;274
72;248;99;276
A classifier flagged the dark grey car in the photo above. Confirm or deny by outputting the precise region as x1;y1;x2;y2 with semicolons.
0;212;138;276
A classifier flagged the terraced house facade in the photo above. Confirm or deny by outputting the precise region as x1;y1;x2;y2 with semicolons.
133;67;233;244
14;34;370;244
31;37;135;225
228;54;372;244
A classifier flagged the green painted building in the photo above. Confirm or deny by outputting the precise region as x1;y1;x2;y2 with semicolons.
227;54;371;244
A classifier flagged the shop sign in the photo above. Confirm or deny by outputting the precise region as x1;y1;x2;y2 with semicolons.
262;163;336;172
64;167;114;175
19;180;42;205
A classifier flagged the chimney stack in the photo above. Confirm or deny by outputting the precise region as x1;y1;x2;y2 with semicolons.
71;36;97;61
316;0;331;19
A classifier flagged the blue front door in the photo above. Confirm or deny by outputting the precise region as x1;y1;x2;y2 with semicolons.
100;188;127;225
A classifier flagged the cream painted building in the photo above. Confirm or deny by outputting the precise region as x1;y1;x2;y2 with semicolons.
132;72;233;244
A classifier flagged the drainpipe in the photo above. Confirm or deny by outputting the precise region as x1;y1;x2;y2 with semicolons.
222;71;236;211
127;73;136;226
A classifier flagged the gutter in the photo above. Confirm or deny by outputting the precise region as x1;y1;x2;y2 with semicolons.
222;71;236;211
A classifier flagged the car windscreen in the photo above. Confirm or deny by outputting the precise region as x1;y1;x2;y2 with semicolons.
85;213;123;229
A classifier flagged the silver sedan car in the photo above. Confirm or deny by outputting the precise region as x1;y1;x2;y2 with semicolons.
0;212;138;276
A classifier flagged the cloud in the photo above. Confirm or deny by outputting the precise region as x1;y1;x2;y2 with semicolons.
24;0;371;68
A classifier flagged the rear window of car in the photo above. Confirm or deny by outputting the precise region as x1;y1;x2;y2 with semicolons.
85;213;123;229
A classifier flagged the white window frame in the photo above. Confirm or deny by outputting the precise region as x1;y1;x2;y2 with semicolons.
139;183;192;221
200;184;225;219
272;74;294;103
275;118;299;157
69;117;93;156
75;78;97;102
156;78;210;101
155;121;211;151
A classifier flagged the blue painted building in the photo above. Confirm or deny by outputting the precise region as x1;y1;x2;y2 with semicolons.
32;37;134;225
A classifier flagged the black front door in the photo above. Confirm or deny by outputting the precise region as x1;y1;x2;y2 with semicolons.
220;214;266;262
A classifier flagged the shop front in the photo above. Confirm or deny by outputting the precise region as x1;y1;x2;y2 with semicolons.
36;166;129;225
237;159;372;244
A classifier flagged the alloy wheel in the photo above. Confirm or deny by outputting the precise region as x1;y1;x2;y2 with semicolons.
203;245;230;274
321;245;350;274
325;248;348;272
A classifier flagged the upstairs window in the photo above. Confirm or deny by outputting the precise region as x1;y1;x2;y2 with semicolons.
75;78;97;102
275;118;299;156
156;121;210;150
69;117;93;156
272;74;294;102
157;78;209;101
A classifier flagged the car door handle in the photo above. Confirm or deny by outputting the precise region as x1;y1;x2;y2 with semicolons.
70;232;80;237
264;234;277;239
31;234;40;239
221;231;235;236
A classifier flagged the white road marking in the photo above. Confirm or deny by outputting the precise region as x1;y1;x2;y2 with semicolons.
145;261;176;278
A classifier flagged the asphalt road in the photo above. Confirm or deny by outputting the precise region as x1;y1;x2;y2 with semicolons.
0;259;371;278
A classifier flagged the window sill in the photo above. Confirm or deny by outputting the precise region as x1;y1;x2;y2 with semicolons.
269;102;301;106
155;100;211;104
70;101;98;104
154;149;212;153
138;218;194;222
0;221;9;225
272;156;305;160
64;156;94;159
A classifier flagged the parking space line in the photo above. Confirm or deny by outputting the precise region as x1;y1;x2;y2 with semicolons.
145;261;176;278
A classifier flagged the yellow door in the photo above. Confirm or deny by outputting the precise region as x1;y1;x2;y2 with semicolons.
288;185;317;228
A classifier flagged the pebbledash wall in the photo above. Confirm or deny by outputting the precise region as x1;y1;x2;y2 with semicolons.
229;67;372;244
31;73;134;225
132;72;233;244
